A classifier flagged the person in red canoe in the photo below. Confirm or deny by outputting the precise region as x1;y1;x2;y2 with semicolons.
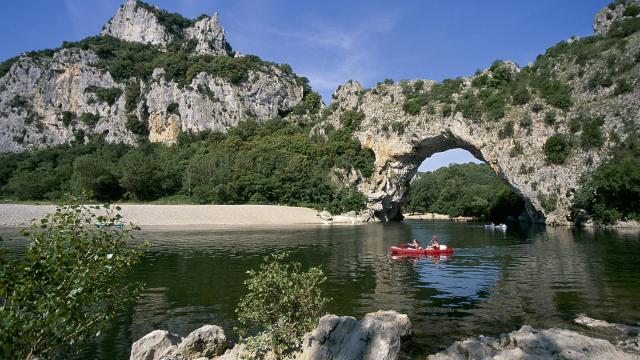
410;239;421;249
430;235;440;250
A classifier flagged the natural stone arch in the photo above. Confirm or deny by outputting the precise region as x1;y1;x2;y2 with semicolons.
360;130;544;224
318;74;630;226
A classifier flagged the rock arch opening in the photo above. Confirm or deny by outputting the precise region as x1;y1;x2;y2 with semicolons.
360;132;545;224
405;148;526;222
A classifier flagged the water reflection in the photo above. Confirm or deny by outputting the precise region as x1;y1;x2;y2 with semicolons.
1;221;639;359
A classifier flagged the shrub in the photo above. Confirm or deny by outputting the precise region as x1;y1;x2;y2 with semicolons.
71;154;123;201
481;90;507;120
95;87;123;106
519;114;533;130
442;104;453;117
540;193;558;213
166;103;180;116
498;121;514;139
544;134;572;164
61;111;76;126
81;112;101;126
125;82;141;113
623;4;640;17
580;115;605;149
540;80;573;109
403;99;422;115
613;79;633;95
236;253;329;357
456;91;481;120
327;186;367;214
587;72;613;90
488;61;513;88
391;121;406;135
339;110;365;132
291;91;321;115
573;137;640;224
7;95;32;112
510;142;523;157
544;111;557;125
472;73;490;88
531;103;544;113
0;202;146;359
512;86;531;105
126;114;149;138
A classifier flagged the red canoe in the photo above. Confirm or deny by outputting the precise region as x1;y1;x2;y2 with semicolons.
390;246;454;256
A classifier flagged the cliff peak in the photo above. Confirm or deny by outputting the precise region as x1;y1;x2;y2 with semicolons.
594;0;640;35
101;0;230;55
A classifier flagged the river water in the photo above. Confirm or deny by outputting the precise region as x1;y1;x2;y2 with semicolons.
2;220;640;359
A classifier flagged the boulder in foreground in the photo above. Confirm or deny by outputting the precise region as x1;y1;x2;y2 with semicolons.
130;310;412;360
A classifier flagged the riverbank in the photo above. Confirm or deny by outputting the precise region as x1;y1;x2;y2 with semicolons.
0;204;324;227
403;212;475;222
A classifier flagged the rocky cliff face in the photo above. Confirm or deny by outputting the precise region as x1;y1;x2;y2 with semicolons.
102;0;229;55
0;0;303;151
594;0;640;35
315;2;640;225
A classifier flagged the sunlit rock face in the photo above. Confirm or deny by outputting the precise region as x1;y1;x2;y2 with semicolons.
101;0;230;55
0;0;303;150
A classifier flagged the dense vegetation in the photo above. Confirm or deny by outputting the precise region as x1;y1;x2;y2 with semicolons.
0;119;374;214
573;133;640;224
0;202;146;359
404;163;524;221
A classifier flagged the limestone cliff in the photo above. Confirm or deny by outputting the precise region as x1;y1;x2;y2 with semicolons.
314;2;640;225
101;0;230;55
0;0;303;151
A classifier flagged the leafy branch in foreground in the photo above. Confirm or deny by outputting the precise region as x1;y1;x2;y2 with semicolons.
235;253;329;359
0;199;148;359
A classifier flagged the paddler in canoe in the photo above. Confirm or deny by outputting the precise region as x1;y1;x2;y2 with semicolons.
429;235;440;250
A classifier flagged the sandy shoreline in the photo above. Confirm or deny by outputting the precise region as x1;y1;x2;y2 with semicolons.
0;204;324;227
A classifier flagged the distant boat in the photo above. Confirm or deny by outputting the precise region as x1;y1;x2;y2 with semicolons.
484;223;507;230
95;221;124;229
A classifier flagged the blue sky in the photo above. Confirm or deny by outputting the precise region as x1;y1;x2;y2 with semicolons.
0;0;610;169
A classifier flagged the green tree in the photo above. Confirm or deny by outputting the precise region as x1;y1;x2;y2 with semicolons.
544;134;572;165
236;253;329;358
0;201;147;359
71;153;123;201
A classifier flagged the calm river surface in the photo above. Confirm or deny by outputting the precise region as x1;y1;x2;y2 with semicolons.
2;220;640;359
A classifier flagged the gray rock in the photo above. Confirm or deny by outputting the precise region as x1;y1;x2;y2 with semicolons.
185;13;229;56
102;0;175;48
130;330;182;360
574;314;640;355
427;325;638;360
594;0;640;36
298;310;412;360
177;325;228;358
101;0;230;56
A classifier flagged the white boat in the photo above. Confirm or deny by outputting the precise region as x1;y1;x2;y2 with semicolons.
484;223;507;230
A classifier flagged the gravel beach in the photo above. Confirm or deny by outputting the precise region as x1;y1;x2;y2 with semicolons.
0;204;323;227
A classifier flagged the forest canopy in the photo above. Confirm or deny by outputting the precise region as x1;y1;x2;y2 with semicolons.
404;163;524;221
